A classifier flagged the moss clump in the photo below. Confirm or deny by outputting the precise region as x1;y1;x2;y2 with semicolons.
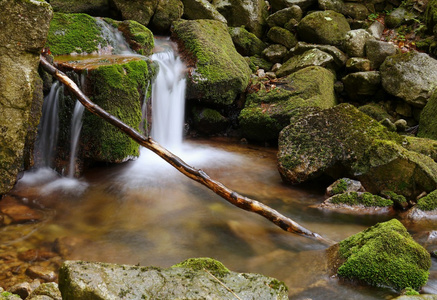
81;60;151;162
358;102;393;122
381;190;408;208
418;89;437;140
117;20;154;56
172;258;231;277
416;189;437;211
338;219;431;291
172;19;251;105
330;178;349;195
229;27;266;56
330;192;393;207
45;12;106;55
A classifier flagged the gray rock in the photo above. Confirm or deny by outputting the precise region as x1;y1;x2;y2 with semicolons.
28;283;62;300
263;44;289;63
385;7;417;28
58;259;289;300
277;48;335;77
380;51;437;107
297;10;351;47
213;0;268;38
342;71;381;101
343;29;374;57
267;27;298;49
266;6;303;27
0;0;53;194
365;40;397;69
326;178;366;196
182;0;227;23
289;41;347;68
367;20;385;39
346;57;372;72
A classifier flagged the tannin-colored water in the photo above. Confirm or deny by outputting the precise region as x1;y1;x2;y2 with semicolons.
7;137;436;299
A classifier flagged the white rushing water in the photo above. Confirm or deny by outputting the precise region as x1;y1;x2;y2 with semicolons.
150;45;186;152
67;100;85;178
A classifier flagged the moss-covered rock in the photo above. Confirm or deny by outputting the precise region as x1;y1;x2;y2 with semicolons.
59;259;289;299
289;41;348;69
418;89;437;140
403;136;437;162
111;0;158;26
416;190;437;211
116;20;155;56
172;19;251;106
182;0;227;23
276;49;335;78
297;10;351;47
191;107;229;135
239;66;336;142
266;6;303;28
214;0;268;38
326;178;365;196
0;0;53;194
45;13;137;55
342;71;381;101
78;59;153;163
267;27;297;49
358;102;393;122
380;51;437;108
278;103;437;197
229;27;266;56
150;0;184;34
262;44;288;63
330;192;393;207
335;219;431;291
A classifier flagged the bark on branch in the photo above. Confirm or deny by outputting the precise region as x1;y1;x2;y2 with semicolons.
39;55;335;246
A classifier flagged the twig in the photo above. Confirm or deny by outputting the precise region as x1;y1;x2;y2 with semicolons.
203;268;242;300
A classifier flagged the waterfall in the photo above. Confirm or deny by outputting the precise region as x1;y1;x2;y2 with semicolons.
67;100;85;178
36;81;62;168
150;43;186;153
95;18;133;55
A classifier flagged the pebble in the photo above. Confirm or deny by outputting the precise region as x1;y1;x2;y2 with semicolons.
26;266;57;282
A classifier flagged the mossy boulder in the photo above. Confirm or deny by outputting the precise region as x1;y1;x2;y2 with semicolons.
276;49;335;78
334;219;431;291
77;59;153;163
229;26;266;56
278;103;437;197
403;136;437;162
418;89;437;140
49;0;114;16
297;10;351;47
115;20;155;55
191;107;229;135
172;19;251;106
150;0;184;34
380;51;437;108
266;6;303;28
181;0;227;23
289;41;348;69
358;102;393;122
59;259;289;299
319;191;394;214
214;0;268;38
46;13;115;55
239;66;336;142
262;44;288;63
342;71;381;101
111;0;158;26
326;178;365;196
0;0;53;195
267;27;298;49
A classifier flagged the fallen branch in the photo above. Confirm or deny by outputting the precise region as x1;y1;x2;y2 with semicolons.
39;55;335;246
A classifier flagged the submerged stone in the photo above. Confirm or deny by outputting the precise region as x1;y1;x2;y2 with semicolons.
59;259;289;299
172;19;251;106
334;219;431;291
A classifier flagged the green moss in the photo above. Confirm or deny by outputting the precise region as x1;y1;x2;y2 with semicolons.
338;219;431;291
358;103;393;122
238;107;283;141
172;258;231;277
419;89;437;140
330;178;349;195
403;136;437;162
81;60;151;162
45;12;106;55
172;19;251;105
330;192;393;207
381;191;407;205
117;20;154;56
416;189;437;211
404;287;420;295
229;27;266;56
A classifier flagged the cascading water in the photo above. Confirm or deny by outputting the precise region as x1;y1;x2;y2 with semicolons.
36;81;62;168
68;100;85;178
150;42;186;152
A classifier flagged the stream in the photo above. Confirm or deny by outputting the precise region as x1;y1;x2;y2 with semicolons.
5;137;436;299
